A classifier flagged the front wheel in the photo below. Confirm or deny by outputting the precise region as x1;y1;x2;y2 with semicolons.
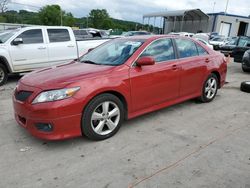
0;64;8;86
81;94;124;140
198;74;218;103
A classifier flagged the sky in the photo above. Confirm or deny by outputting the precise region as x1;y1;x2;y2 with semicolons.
7;0;250;23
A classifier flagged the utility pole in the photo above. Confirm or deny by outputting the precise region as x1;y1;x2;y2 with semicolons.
212;2;216;13
225;0;229;15
60;8;63;26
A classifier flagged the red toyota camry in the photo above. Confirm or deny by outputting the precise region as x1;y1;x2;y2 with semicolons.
13;35;227;140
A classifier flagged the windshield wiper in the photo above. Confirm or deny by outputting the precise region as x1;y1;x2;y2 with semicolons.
81;60;99;65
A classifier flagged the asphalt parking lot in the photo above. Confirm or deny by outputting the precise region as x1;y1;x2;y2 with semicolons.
0;61;250;188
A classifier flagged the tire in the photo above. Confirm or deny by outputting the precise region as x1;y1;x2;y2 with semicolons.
242;65;250;72
240;81;250;93
81;93;124;140
198;73;218;103
0;64;8;86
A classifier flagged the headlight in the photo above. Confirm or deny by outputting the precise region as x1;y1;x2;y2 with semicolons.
32;87;80;104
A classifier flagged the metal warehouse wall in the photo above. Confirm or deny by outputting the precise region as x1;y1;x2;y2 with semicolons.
209;15;250;37
164;19;209;34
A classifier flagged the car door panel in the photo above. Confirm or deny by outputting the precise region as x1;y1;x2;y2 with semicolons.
129;38;180;112
130;61;180;112
47;29;77;66
9;29;48;71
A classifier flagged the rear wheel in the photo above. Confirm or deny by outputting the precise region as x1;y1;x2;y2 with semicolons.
0;64;8;86
198;74;218;103
81;94;124;140
242;64;250;72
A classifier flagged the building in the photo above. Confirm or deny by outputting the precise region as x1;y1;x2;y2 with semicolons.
143;9;250;37
208;12;250;37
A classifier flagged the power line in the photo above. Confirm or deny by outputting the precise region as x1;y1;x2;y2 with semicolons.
9;1;41;9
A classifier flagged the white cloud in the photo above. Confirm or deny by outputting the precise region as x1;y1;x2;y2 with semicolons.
8;0;250;22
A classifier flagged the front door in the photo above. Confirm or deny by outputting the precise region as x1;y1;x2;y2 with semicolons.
9;29;48;71
130;38;180;112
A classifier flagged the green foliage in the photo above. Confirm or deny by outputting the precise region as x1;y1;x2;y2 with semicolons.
88;9;111;29
0;15;6;22
0;7;158;32
38;5;75;26
39;5;61;25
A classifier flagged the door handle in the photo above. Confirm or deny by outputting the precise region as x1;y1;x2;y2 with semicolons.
172;64;178;70
67;45;75;48
38;46;46;50
205;58;210;63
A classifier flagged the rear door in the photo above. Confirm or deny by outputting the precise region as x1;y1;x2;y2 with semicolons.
9;28;48;71
174;38;208;97
46;28;77;66
130;38;180;112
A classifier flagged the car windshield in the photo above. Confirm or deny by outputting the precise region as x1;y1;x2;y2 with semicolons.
212;37;224;42
227;37;238;45
80;39;144;66
0;30;18;43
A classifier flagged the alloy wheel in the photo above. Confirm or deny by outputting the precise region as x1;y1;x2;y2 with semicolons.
205;77;217;99
91;101;120;136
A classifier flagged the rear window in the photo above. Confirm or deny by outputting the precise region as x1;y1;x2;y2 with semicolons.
47;29;70;42
175;39;198;58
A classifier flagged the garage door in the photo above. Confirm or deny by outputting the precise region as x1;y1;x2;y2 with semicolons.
219;22;231;37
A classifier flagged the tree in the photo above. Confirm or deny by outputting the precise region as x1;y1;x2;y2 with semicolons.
88;9;111;29
39;5;62;25
63;12;76;27
38;5;75;26
0;0;8;13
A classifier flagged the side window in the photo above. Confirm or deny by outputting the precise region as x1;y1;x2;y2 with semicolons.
196;44;208;56
175;39;198;58
16;29;43;44
47;29;70;42
140;38;175;62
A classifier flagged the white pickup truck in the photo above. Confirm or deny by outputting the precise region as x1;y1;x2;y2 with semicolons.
0;26;110;86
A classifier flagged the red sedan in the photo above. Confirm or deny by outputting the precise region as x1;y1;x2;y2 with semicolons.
13;35;227;140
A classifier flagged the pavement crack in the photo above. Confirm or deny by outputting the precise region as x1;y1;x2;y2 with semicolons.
128;125;248;188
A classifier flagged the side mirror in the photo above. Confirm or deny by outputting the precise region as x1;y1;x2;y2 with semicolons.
12;38;23;45
136;56;155;66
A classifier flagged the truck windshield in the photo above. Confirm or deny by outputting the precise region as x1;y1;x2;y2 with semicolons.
80;39;145;66
0;30;18;43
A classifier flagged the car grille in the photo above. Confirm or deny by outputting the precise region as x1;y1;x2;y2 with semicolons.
15;91;33;102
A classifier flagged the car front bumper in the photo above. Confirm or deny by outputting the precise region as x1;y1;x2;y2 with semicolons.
12;84;83;140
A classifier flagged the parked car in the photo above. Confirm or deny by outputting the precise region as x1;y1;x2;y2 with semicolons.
169;32;194;37
73;28;110;40
209;36;226;50
13;35;227;141
209;32;219;40
232;36;250;62
218;37;238;56
122;31;152;36
0;26;110;86
194;38;213;49
242;49;250;72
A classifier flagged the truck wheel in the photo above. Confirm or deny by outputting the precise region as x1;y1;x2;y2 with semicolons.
0;64;8;86
240;81;250;93
198;73;218;103
81;94;124;140
242;65;250;72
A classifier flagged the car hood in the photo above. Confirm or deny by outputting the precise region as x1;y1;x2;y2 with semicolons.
20;62;115;89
